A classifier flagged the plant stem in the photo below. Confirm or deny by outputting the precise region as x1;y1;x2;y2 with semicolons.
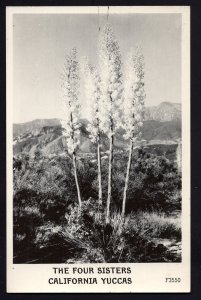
122;140;133;217
72;152;82;209
97;139;102;206
106;127;113;223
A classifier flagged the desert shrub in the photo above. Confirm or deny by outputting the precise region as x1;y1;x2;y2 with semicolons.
32;222;87;263
126;149;181;212
95;149;181;213
58;201;181;263
13;154;98;205
13;187;69;262
13;147;181;263
13;157;22;171
39;194;67;223
13;188;43;239
167;190;182;211
64;199;105;247
14;187;68;223
14;147;181;215
129;211;181;240
14;188;39;210
13;201;44;263
77;159;97;200
14;154;72;196
14;197;181;263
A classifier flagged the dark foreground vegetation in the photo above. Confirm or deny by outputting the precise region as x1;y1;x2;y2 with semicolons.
13;148;181;263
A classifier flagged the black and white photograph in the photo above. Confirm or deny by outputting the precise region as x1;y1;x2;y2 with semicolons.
6;6;190;293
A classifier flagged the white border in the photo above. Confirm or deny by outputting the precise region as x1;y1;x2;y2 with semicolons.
6;6;190;293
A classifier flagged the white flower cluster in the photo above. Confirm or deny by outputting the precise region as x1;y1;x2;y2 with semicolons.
123;47;145;142
82;59;102;144
61;48;81;154
98;23;123;134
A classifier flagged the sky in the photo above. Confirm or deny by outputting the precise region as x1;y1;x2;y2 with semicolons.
13;12;181;123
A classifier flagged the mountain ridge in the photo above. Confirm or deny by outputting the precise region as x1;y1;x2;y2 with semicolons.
13;102;181;137
13;102;181;156
144;101;181;122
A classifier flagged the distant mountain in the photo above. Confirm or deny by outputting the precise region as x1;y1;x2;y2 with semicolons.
13;118;60;138
13;122;181;157
142;120;181;141
13;102;181;138
13;102;181;156
145;102;181;122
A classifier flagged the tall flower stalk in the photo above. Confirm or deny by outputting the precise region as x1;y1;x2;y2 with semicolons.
122;47;145;217
99;23;123;222
61;47;82;209
82;59;103;206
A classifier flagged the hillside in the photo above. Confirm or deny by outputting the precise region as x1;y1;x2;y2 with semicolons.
13;118;60;138
145;102;181;122
13;102;181;157
13;102;181;137
13;121;181;158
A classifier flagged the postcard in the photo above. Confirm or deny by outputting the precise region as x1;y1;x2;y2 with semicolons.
6;6;190;293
